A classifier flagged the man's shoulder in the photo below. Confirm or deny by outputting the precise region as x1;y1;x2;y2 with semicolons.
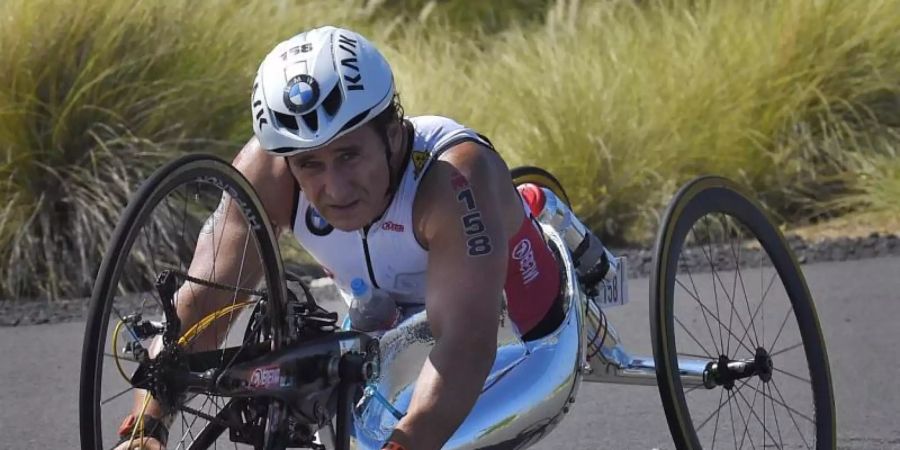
407;115;487;152
407;115;464;130
414;142;513;218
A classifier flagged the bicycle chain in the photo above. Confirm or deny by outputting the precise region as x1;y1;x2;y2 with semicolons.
168;269;267;297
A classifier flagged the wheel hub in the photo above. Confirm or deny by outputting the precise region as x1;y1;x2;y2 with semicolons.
702;347;774;389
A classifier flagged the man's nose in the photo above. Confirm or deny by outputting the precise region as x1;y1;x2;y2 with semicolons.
322;166;354;202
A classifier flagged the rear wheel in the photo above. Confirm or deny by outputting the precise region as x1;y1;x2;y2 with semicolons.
651;176;836;449
510;165;571;205
79;154;289;450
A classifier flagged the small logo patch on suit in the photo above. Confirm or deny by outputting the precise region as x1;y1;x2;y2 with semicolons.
381;221;404;232
412;150;429;179
305;206;334;236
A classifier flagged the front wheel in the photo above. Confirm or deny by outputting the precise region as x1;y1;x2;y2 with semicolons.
79;154;289;450
650;176;835;449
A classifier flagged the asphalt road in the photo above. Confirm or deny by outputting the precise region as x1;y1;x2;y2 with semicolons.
1;256;898;449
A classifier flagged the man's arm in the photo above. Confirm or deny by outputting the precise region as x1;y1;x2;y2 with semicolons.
387;142;516;450
116;137;297;444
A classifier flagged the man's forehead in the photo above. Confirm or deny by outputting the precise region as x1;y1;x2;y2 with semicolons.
291;142;361;162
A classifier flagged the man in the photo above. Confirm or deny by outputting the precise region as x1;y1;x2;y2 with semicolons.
115;26;565;450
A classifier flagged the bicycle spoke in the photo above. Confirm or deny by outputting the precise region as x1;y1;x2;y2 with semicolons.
136;220;162;315
720;215;761;353
179;394;216;447
694;237;761;355
675;243;721;354
210;193;236;286
685;382;707;396
678;292;757;356
736;271;778;353
695;378;751;431
674;315;717;359
767;382;786;450
733;247;761;351
735;380;760;450
677;351;716;360
742;380;815;426
105;352;138;363
731;388;754;450
723;216;741;358
730;220;759;354
763;375;767;450
711;388;723;450
676;277;721;356
768;308;794;355
770;342;804;358
710;260;760;352
772;366;812;385
700;220;727;355
217;228;253;370
734;381;781;449
100;385;135;405
763;382;816;450
171;189;200;311
728;388;739;450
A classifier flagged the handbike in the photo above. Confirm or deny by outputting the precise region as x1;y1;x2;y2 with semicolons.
79;155;835;449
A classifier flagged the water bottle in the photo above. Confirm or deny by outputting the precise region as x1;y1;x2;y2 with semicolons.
348;278;400;332
534;188;618;286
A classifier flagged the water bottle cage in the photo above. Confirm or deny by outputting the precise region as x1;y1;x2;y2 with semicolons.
577;251;611;293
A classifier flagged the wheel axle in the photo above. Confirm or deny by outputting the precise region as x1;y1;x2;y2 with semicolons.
702;347;773;389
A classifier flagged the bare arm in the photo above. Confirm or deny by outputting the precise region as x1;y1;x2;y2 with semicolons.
175;137;296;351
122;137;296;432
387;143;518;450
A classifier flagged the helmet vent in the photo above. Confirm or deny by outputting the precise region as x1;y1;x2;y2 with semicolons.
340;109;370;133
301;111;319;131
321;85;343;117
274;111;298;131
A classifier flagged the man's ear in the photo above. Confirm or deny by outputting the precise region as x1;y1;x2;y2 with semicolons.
387;120;405;151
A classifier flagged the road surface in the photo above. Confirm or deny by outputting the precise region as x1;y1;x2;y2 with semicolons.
1;257;898;449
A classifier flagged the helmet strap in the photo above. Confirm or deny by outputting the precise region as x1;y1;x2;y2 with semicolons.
379;120;407;198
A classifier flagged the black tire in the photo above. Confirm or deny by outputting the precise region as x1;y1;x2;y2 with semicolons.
650;176;835;450
510;165;571;206
79;154;288;450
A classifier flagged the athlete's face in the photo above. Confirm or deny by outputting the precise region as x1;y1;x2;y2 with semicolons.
286;124;395;231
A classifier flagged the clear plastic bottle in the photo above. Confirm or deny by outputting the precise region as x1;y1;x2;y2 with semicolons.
347;278;400;332
534;187;618;285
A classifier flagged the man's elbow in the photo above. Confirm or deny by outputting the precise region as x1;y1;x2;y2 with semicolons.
444;328;498;372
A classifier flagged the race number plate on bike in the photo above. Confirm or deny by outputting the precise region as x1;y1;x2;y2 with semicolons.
595;256;629;307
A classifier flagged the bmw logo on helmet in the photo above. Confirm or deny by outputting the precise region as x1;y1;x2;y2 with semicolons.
283;74;320;114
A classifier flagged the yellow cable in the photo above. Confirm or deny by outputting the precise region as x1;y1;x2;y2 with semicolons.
177;300;256;347
108;299;258;447
112;320;131;383
128;393;152;448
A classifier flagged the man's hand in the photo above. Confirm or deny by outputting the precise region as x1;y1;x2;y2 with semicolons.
112;436;164;450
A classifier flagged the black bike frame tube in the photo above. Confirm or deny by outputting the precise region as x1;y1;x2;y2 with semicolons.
336;381;355;450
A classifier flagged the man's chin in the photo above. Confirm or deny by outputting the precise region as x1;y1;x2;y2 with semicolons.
330;221;364;232
323;213;367;232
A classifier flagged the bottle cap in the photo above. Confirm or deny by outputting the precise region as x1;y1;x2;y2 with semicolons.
350;278;369;298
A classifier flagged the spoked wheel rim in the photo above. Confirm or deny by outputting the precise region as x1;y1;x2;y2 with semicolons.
651;176;835;450
79;154;288;450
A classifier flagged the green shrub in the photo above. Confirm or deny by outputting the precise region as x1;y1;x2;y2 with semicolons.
419;0;900;243
0;0;366;299
2;0;898;299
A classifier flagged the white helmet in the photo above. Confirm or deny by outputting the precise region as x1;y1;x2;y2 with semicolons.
251;26;395;155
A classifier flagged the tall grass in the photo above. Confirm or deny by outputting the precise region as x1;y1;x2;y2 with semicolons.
0;0;374;299
1;0;898;299
431;0;900;243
